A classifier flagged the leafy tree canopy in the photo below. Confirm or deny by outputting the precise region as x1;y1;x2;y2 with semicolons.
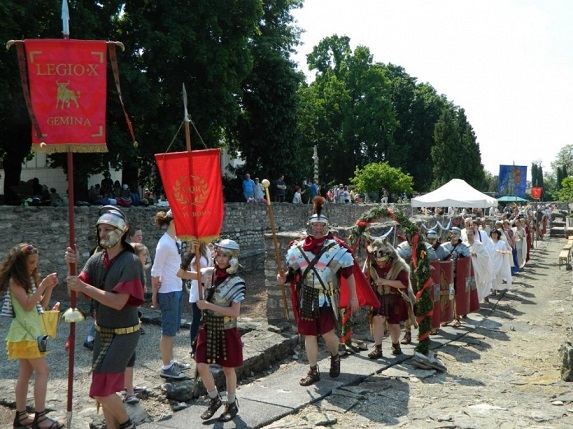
431;105;485;190
557;177;573;202
1;2;486;203
551;145;573;174
350;162;414;196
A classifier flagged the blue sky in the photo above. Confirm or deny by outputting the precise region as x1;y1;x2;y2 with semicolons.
291;0;573;178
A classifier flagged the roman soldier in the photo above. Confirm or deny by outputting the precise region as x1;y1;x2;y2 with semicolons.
277;197;360;386
365;238;416;358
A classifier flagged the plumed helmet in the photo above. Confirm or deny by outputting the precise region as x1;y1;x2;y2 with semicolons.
215;239;240;274
309;213;329;224
426;230;439;240
308;196;329;236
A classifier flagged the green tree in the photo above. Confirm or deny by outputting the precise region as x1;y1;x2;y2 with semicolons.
431;105;459;187
350;162;413;196
431;105;485;189
542;171;556;201
382;67;447;191
484;171;498;194
556;166;563;190
557;177;573;202
551;145;573;175
301;35;397;185
536;163;545;189
118;0;263;195
232;0;305;193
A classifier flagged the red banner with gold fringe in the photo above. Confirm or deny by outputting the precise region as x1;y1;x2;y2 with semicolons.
154;149;224;241
24;39;108;152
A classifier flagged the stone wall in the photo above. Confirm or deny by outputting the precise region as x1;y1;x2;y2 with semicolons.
1;203;442;325
0;203;414;280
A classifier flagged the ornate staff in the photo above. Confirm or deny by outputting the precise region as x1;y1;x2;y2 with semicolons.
312;145;319;183
261;179;289;319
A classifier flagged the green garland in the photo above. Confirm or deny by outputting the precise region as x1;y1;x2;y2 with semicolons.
349;205;432;355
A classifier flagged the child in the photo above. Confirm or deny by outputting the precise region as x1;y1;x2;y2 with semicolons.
0;243;64;428
122;242;149;404
180;241;212;358
177;239;245;422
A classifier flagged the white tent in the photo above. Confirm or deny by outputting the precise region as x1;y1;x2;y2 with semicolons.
411;178;497;208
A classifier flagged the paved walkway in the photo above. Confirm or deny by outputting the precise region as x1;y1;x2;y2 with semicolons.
138;239;573;429
139;311;495;429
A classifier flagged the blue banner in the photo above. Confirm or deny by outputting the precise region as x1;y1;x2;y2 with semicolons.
498;165;527;197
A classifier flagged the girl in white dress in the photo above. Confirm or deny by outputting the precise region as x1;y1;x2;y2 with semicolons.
489;230;513;293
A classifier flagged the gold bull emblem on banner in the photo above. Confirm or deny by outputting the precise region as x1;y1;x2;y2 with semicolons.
56;80;80;109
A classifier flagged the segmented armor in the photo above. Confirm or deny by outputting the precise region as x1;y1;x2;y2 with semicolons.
287;239;353;321
203;275;245;363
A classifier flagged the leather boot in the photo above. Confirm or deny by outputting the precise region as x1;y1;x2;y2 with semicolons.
299;365;320;386
400;331;412;344
368;344;382;359
329;354;341;378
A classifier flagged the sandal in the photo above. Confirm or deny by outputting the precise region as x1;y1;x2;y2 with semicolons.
218;399;239;422
368;344;383;359
400;331;412;345
299;365;320;386
453;319;462;327
119;419;136;429
13;410;33;429
391;342;403;356
200;395;222;420
31;410;65;429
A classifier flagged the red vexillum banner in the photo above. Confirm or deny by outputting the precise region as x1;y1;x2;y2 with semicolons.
155;149;224;242
531;187;542;200
24;39;108;152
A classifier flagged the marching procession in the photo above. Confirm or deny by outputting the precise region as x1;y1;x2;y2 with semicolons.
0;195;560;428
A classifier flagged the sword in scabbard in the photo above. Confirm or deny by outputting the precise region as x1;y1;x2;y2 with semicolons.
261;179;290;319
